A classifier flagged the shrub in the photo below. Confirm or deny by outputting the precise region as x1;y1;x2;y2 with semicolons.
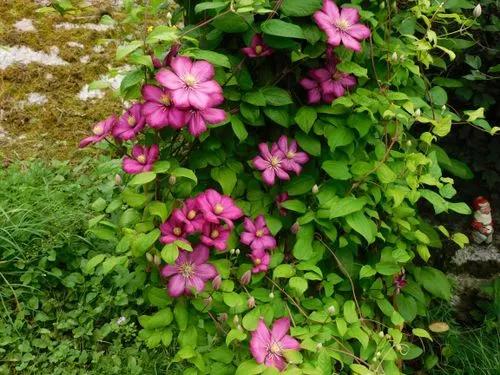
78;0;491;373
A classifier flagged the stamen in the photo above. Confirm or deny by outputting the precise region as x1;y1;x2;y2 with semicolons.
214;203;224;214
137;154;146;164
187;210;196;220
255;45;263;55
93;124;104;135
173;227;182;236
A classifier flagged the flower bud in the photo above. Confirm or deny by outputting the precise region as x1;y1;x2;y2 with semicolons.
327;305;336;315
168;175;176;185
269;292;275;299
291;222;300;234
316;343;323;350
312;184;319;194
237;324;243;331
240;270;252;286
441;105;446;112
406;140;412;147
233;315;239;325
116;316;127;325
153;254;161;265
218;313;228;322
391;52;398;62
212;275;222;290
396;344;402;352
376;351;381;357
230;248;235;255
473;4;481;18
235;248;240;255
166;12;172;20
247;296;256;309
378;331;385;338
146;253;154;262
114;174;122;185
414;108;421;117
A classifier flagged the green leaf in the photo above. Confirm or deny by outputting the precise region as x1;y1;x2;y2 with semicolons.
281;0;322;16
207;346;234;364
322;160;352;180
146;25;178;44
235;360;266;375
83;254;106;274
261;87;293;106
226;329;247;346
343;300;358;323
412;328;433;341
170;167;197;183
116;40;143;60
376;164;397;184
161;243;179;264
183;49;231;68
414;267;451;300
194;1;229;13
261;19;305;39
289;276;308;295
242;90;267;106
324;126;354;151
359;265;376;279
350;364;372;374
212;12;251;33
263;107;290;127
295;106;317;133
242;307;261;331
153;161;171;173
429;86;448;106
273;264;296;279
292;224;314;260
129;172;156;186
329;196;366;218
336;61;368;78
296;131;321;156
139;308;173;329
230;115;248;142
211;166;237;195
285;174;315;196
147;201;169;221
280;199;306;213
147;287;170;308
132;229;161;257
345;211;376;244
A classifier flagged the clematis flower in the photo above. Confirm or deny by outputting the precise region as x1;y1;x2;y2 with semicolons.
240;215;276;252
122;144;159;174
250;318;301;371
161;245;218;297
197;189;243;227
79;115;116;148
171;198;204;234
200;222;230;251
185;94;227;137
156;56;223;110
312;60;356;99
253;143;289;186
276;136;310;175
313;0;371;52
276;192;289;216
299;71;336;105
249;248;270;274
113;103;146;140
242;34;274;58
141;84;187;129
160;215;189;245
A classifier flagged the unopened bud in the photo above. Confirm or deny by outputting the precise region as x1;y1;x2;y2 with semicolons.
473;4;481;18
376;351;381;357
396;344;402;352
441;105;446;112
218;312;228;322
146;253;154;262
168;175;176;185
212;274;222;290
114;174;122;185
391;52;398;62
153;254;161;265
385;333;391;339
230;248;235;255
316;343;323;350
240;270;252;286
414;108;421;117
378;331;385;338
327;305;336;315
166;12;172;20
237;324;243;331
406;140;412;147
233;315;239;325
235;248;240;255
269;292;275;299
291;222;300;234
247;296;256;309
312;184;319;194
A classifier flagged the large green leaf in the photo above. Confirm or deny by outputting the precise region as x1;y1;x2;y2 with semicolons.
281;0;322;16
261;19;305;39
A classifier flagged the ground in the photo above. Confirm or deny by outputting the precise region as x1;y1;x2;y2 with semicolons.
0;0;124;160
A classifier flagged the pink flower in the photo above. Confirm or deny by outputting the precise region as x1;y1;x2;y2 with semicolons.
250;318;301;370
200;222;230;251
250;248;270;274
311;61;356;99
79;115;116;148
240;215;276;252
197;189;243;228
141;84;187;129
242;34;274;58
313;0;371;52
276;193;289;216
299;72;336;105
156;56;223;110
171;198;204;234
160;215;189;244
113;103;146;140
276;136;310;175
185;94;227;137
161;245;218;297
253;143;289;186
122;144;159;174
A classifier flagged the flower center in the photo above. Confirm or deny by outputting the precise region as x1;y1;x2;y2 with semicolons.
180;262;194;278
160;94;171;105
173;226;182;236
187;210;197;220
127;116;136;126
286;151;295;160
136;154;147;164
210;229;219;239
269;342;282;355
335;19;350;31
255;45;263;55
270;156;280;167
93;124;104;135
332;71;343;81
184;74;198;87
254;258;261;265
255;229;264;238
214;203;224;215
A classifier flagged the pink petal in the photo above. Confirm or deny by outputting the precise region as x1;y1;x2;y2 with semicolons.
188;112;207;136
192;244;210;264
254;215;266;229
340;7;359;24
294;152;309;164
156;69;184;90
253;156;268;171
186;276;205;293
271;317;290;341
281;335;301;350
148;144;159;161
307;88;322;104
171;89;191;109
141;84;163;102
310;68;330;82
265;356;286;371
258;143;272;159
171;56;193;78
262;169;276;186
347;23;371;40
323;0;340;20
131;145;144;158
168;274;186;297
145;107;170;128
326;29;342;46
161;265;178;277
190;60;215;82
243;217;256;232
202;108;226;124
299;77;318;90
123;158;144;174
168;108;187;128
79;136;98;148
196;80;223;96
275;167;290;181
313;11;334;32
188;90;211;110
242;47;257;58
341;33;362;52
240;232;256;245
340;75;357;88
260;236;276;250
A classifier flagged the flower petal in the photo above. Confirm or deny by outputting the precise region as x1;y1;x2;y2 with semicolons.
170;56;193;78
186;276;205;293
281;335;301;350
156;69;184;90
190;60;215;82
196;264;217;280
347;23;371;40
123;158;144;174
341;7;359;24
168;274;186;297
161;265;178;277
271;317;290;341
141;84;164;102
341;32;362;52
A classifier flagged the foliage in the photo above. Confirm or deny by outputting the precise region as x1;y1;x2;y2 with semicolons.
76;0;495;373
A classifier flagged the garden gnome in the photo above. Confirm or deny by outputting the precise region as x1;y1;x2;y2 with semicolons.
471;196;493;244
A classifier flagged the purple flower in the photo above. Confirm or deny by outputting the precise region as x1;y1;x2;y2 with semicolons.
311;61;357;99
141;84;187;129
250;318;301;371
197;189;243;228
200;222;230;251
240;215;276;252
185;94;226;137
276;136;310;175
299;71;336;105
250;248;270;274
253;143;289;186
122;144;159;174
113;103;146;140
171;198;204;234
160;215;189;245
161;245;218;297
241;34;274;58
313;0;371;52
79;115;116;148
156;56;223;110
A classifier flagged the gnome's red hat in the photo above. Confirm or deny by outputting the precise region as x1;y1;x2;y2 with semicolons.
473;196;489;210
